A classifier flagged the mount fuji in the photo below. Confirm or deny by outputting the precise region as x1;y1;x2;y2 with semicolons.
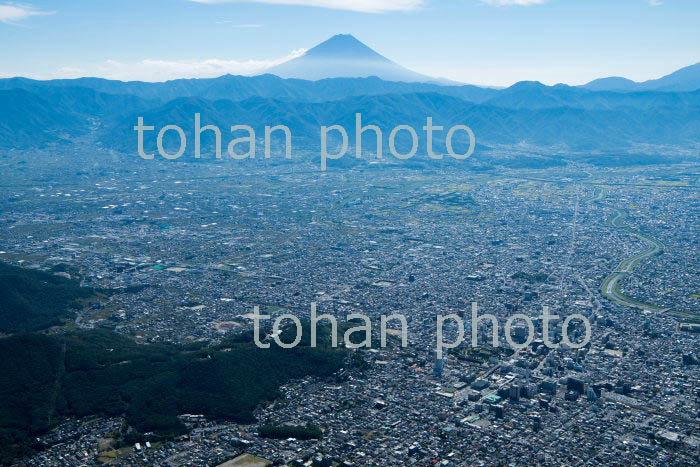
266;34;447;84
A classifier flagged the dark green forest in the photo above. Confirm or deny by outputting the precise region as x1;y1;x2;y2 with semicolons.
0;261;350;463
0;262;95;333
0;329;345;463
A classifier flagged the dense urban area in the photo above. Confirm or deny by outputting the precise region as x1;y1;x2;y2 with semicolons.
1;146;699;467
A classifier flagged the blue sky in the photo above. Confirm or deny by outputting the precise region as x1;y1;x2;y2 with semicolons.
0;0;698;86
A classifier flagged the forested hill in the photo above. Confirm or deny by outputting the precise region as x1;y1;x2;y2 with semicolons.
0;329;346;464
0;262;348;464
0;261;96;334
1;75;699;156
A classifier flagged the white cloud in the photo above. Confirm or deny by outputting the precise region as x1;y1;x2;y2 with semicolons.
190;0;424;13
647;0;662;6
29;49;307;82
481;0;547;6
0;3;53;24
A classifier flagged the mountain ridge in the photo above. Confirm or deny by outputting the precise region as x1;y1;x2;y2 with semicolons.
98;90;700;156
1;34;699;157
582;62;700;92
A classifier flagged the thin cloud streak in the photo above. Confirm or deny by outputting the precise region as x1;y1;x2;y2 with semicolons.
190;0;425;13
0;3;53;24
481;0;547;6
14;49;307;82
